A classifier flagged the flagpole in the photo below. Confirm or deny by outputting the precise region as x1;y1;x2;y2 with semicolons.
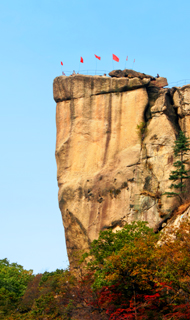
132;59;135;70
95;59;97;74
125;56;128;69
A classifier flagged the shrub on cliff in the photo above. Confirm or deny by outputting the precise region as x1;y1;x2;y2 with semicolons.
165;130;190;203
137;121;147;141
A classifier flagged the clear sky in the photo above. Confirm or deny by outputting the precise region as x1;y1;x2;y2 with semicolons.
1;0;190;274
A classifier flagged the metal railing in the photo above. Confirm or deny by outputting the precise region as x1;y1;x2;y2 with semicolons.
61;70;110;76
167;79;190;88
61;71;190;88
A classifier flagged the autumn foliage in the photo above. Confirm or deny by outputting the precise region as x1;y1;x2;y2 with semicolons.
2;220;190;319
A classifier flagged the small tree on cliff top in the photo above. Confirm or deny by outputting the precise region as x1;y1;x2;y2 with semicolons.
165;130;190;202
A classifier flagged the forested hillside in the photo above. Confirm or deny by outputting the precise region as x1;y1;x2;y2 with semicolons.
1;220;190;320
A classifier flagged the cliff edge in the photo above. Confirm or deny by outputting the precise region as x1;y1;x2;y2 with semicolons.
53;70;190;267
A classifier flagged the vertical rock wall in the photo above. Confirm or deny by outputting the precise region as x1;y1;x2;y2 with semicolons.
53;74;190;267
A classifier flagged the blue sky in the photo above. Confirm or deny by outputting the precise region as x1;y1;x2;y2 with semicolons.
1;0;190;274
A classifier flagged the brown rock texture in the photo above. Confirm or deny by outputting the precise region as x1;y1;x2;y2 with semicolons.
157;202;190;244
53;72;190;267
108;69;168;88
173;85;190;137
109;69;155;79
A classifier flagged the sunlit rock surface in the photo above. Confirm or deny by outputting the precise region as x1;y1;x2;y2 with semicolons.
53;71;190;267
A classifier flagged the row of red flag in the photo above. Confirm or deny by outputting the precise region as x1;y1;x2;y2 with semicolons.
61;55;135;65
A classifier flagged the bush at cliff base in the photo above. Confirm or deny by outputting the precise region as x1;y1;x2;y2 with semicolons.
2;221;190;319
0;258;33;317
82;220;190;320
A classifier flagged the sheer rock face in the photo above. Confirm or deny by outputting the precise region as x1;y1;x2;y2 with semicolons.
53;73;190;267
173;85;190;137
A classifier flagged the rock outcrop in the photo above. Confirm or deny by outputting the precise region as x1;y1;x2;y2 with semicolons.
53;71;190;267
157;201;190;245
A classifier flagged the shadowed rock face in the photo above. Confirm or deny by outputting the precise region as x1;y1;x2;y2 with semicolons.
53;72;190;268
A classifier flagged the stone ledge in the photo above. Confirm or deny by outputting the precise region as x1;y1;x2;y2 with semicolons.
53;74;150;102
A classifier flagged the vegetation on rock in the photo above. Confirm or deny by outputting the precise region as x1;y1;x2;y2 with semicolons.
137;121;147;141
165;130;190;203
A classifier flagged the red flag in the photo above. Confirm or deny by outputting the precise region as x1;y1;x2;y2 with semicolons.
112;54;119;62
80;57;84;63
126;56;128;61
133;59;135;63
61;61;63;66
94;54;101;60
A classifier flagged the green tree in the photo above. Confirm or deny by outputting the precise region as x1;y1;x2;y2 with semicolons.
0;258;33;317
82;221;158;289
165;130;190;202
82;221;190;320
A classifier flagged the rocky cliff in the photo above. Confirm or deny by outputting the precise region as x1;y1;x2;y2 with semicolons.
53;70;190;267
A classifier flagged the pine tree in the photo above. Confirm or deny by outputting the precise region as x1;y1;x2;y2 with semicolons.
165;130;190;202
